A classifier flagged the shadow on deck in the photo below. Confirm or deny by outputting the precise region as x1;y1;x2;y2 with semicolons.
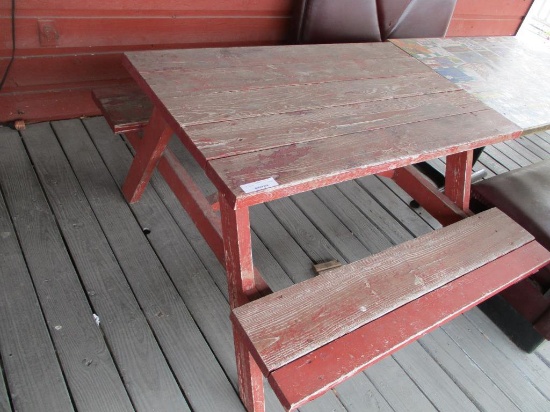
1;117;550;412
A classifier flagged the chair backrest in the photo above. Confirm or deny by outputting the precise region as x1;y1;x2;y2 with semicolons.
293;0;457;43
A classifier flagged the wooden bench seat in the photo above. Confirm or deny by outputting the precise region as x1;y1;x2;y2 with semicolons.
232;208;550;411
92;84;152;134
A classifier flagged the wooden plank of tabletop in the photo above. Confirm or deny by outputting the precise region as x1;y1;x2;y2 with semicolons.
136;55;430;97
187;90;487;160
125;42;410;73
164;72;461;127
207;110;521;206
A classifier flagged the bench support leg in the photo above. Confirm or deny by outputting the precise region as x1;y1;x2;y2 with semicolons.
122;107;172;203
445;150;473;211
234;327;265;412
219;193;265;411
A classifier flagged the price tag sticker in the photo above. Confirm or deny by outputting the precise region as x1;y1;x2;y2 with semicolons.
240;177;279;193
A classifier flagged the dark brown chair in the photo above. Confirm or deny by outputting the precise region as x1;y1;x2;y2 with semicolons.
472;160;550;351
293;0;457;43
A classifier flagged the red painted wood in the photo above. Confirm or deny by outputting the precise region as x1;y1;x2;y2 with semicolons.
0;88;102;124
123;131;226;264
452;0;533;17
445;150;473;211
92;84;152;133
3;0;292;16
268;241;550;410
123;42;519;209
207;110;520;208
0;55;129;92
447;19;524;37
167;73;461;128
232;208;533;373
190;91;486;160
121;108;173;203
219;194;257;308
125;42;407;73
392;166;468;226
447;0;533;37
0;0;293;123
3;17;288;55
157;149;226;262
234;326;265;412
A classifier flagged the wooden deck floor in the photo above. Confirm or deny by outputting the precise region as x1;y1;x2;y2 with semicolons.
1;117;550;412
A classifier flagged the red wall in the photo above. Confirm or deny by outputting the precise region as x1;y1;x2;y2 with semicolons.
447;0;533;36
0;0;534;124
0;0;293;123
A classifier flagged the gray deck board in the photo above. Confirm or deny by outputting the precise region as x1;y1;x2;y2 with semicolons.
52;119;241;412
515;135;550;159
419;327;522;411
0;361;10;412
265;197;347;264
0;126;134;412
503;139;545;163
21;122;191;412
364;359;437;412
331;374;393;412
0;188;74;412
358;176;440;233
442;316;550;411
392;344;478;412
528;132;550;154
1;119;549;411
463;309;550;401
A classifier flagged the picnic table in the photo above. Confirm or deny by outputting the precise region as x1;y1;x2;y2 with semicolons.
111;42;550;411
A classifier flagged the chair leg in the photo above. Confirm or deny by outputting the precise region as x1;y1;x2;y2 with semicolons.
122;107;172;203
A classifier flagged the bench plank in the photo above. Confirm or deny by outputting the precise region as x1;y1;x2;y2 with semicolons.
92;84;152;133
232;208;534;374
270;241;550;410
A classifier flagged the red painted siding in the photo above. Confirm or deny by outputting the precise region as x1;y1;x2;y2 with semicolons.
447;0;534;36
0;0;293;123
0;0;535;123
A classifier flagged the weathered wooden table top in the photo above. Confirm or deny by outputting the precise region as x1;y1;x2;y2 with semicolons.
124;42;520;207
392;36;550;135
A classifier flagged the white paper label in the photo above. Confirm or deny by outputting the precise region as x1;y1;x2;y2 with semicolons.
240;177;279;193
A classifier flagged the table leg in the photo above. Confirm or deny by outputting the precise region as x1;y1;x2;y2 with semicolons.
122;107;172;203
445;150;473;211
219;193;265;411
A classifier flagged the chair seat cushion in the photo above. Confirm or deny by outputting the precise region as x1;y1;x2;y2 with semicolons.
472;160;550;251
